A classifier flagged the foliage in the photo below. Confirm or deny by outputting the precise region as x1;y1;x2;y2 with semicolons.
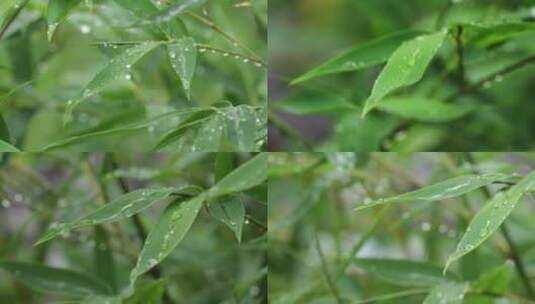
0;0;267;152
269;152;535;303
269;0;535;151
0;152;267;303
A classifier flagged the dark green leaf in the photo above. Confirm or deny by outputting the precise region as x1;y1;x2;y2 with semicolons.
94;226;117;293
472;262;513;294
124;279;166;304
209;196;245;243
46;0;83;41
376;97;475;122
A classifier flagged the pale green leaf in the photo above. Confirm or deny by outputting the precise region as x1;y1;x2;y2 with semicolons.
46;0;83;41
65;42;162;124
355;173;511;211
353;258;458;287
208;153;267;199
0;261;112;296
291;30;427;84
209;196;245;243
94;226;118;293
376;97;475;122
362;30;448;116
130;195;205;283
0;139;19;152
444;171;535;272
273;95;357;115
35;186;201;245
168;37;197;100
0;0;22;27
138;0;206;25
124;279;166;304
472;262;513;294
423;282;469;304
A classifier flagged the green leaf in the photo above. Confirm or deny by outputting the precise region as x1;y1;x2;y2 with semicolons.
389;125;445;152
376;97;475;123
209;196;245;243
0;261;112;296
291;30;427;84
168;37;197;100
35;186;201;245
0;0;22;27
130;195;205;283
334;113;398;151
273;95;357;115
444;171;535;272
0;139;19;152
423;282;469;304
465;22;535;48
215;153;235;182
362;30;447;116
138;0;207;26
124;279;166;304
65;42;162;124
352;258;458;287
82;295;121;304
207;153;267;199
46;0;83;41
355;173;511;211
94;226;118;293
0;114;10;142
472;262;513;294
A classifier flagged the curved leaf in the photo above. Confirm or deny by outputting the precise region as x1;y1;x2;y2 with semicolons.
209;196;245;243
138;0;207;25
94;226;118;293
0;139;19;152
423;282;468;304
124;279;166;304
291;30;427;84
130;195;205;283
0;261;112;296
376;97;475;122
362;30;447;116
46;0;83;41
355;173;512;211
444;171;535;272
168;37;197;100
353;258;458;287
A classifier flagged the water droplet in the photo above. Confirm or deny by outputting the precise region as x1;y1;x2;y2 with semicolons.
244;219;250;225
483;81;492;89
98;243;107;250
494;75;503;82
421;222;432;232
125;73;132;80
148;258;158;267
79;24;91;34
13;194;23;202
243;58;249;63
170;52;176;59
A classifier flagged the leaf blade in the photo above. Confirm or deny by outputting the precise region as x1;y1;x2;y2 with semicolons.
168;37;197;100
208;196;245;243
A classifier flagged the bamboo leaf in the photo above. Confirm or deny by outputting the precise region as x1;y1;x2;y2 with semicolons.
124;279;166;304
35;186;201;245
273;95;357;115
355;173;511;211
209;196;245;243
94;226;118;293
46;0;83;41
168;37;197;100
423;282;468;304
0;139;19;152
138;0;207;26
65;42;162;124
362;30;447;116
291;30;426;84
444;171;535;272
376;97;475;123
130;195;205;283
0;261;112;296
207;153;267;199
472;262;513;294
353;258;458;287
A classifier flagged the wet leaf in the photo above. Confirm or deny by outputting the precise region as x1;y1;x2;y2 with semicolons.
94;226;118;293
376;97;475;122
168;37;197;100
214;153;235;182
444;171;535;272
138;0;207;25
130;195;205;283
124;279;166;304
423;282;468;304
0;0;22;26
208;153;267;199
65;42;162;124
273;95;357;115
0;139;19;152
35;186;201;245
353;258;458;287
46;0;83;41
209;196;245;243
472;262;513;294
362;30;447;116
0;261;112;296
291;30;426;84
355;173;512;211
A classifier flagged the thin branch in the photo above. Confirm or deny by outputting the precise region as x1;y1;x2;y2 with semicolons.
315;233;343;304
454;25;466;84
268;110;314;150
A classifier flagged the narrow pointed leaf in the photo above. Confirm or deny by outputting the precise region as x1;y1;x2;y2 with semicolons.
0;114;10;142
353;258;458;287
168;37;197;100
35;186;201;245
94;226;118;293
208;153;267;198
46;0;83;41
473;262;513;294
209;196;245;243
362;30;447;116
355;173;511;211
138;0;207;25
291;30;426;84
124;279;166;304
376;97;475;122
65;42;161;123
130;195;205;283
215;153;235;182
423;282;468;304
0;139;19;152
444;171;535;272
0;261;112;296
0;0;22;26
